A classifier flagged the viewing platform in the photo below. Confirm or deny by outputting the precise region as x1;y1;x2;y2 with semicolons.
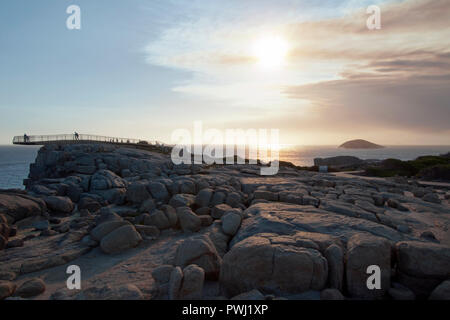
13;133;170;153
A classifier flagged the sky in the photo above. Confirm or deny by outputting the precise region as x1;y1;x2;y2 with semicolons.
0;0;449;146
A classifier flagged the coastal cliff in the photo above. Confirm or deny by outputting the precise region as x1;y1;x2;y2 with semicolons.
0;143;450;300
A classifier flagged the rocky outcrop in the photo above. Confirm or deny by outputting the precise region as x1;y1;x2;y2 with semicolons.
0;218;10;250
220;234;328;297
100;225;142;254
0;192;47;252
231;202;407;247
221;210;242;236
320;288;345;300
75;284;144;300
0;192;46;224
90;170;126;190
203;222;232;257
231;289;265;300
345;233;391;299
144;207;177;230
168;267;183;300
90;220;130;242
90;170;127;205
324;244;344;291
14;278;46;298
0;143;448;300
148;182;169;202
178;264;205;300
176;207;201;233
44;196;74;213
126;182;151;205
169;194;195;208
429;280;450;300
395;241;450;296
174;236;222;280
152;265;174;286
0;281;16;300
77;196;101;212
314;156;364;168
211;204;232;219
195;188;213;207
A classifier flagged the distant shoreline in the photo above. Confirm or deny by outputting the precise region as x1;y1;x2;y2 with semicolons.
1;144;450;147
0;144;449;189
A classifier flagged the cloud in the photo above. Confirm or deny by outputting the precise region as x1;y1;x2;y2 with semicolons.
279;0;450;137
286;0;450;35
285;73;450;132
143;0;450;143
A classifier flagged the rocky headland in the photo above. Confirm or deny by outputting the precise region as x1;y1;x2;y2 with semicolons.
1;143;450;300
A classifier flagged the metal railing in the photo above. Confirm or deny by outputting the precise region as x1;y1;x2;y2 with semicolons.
13;133;164;146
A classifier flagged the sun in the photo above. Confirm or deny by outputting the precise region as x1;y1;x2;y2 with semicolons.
252;35;289;68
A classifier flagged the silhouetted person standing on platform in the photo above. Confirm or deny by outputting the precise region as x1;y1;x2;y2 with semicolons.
74;132;79;140
23;133;29;143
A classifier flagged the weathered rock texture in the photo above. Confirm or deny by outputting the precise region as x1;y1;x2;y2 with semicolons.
0;143;448;300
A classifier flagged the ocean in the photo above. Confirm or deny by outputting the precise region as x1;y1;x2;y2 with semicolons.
0;145;40;190
0;145;449;190
279;145;450;166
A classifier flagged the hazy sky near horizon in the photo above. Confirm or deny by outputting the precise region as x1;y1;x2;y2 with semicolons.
1;0;449;146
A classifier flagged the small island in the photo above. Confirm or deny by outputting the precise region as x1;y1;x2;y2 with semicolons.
339;139;384;149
